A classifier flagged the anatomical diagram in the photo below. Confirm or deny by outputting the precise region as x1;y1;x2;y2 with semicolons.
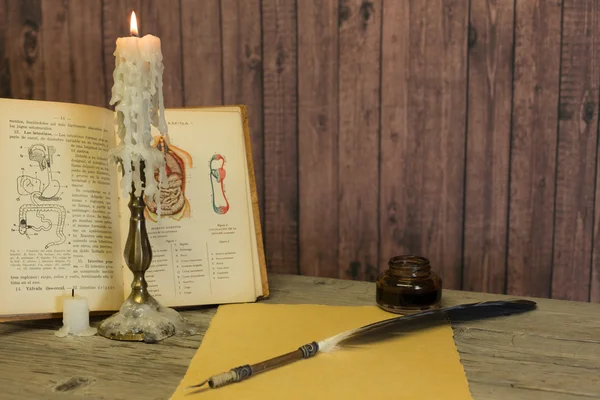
145;135;192;222
16;144;66;248
210;154;229;215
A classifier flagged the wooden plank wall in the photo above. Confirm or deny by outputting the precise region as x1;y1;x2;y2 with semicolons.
1;0;599;302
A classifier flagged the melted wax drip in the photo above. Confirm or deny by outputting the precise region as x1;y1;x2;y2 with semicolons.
109;35;169;206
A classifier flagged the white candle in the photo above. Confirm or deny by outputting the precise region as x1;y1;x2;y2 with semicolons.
109;10;168;204
55;291;97;337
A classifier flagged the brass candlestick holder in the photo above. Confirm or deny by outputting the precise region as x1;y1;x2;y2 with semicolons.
97;160;198;343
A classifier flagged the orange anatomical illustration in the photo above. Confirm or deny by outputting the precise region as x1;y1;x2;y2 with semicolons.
145;135;192;222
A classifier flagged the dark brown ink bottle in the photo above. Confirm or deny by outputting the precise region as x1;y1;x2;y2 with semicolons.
376;255;442;314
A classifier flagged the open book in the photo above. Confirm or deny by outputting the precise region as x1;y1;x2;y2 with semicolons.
0;98;268;321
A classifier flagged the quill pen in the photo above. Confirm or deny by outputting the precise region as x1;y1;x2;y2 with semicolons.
185;299;536;391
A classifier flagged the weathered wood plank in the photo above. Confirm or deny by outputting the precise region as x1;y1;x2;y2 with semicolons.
0;0;10;98
460;353;600;398
380;0;468;289
40;0;71;103
180;0;222;106
297;0;339;278
221;0;264;228
68;0;105;107
552;0;600;302
594;157;600;302
102;0;141;104
590;23;600;304
507;0;562;297
456;310;600;341
2;274;600;400
462;0;515;294
262;0;299;274
454;327;600;369
267;274;600;318
42;0;104;106
0;311;215;400
6;0;45;100
468;382;594;400
337;0;381;281
379;0;409;276
141;0;183;107
456;325;600;398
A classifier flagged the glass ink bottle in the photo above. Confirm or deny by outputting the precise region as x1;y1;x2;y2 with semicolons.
376;255;442;314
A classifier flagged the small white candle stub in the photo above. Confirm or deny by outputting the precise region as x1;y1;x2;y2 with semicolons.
55;292;97;338
109;10;168;204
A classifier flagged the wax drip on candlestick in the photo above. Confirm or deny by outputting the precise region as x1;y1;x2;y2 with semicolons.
108;10;168;206
98;10;198;342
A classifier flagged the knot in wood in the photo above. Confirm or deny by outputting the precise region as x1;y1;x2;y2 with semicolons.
53;377;92;392
583;100;595;124
21;20;40;65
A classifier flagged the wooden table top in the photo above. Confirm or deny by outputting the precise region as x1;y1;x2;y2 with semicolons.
1;274;599;399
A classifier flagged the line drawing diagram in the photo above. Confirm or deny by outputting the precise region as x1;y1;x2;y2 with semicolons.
16;143;66;249
210;153;229;215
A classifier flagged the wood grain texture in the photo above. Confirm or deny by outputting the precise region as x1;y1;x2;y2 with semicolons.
68;0;105;107
297;0;339;278
507;0;562;297
380;0;469;289
180;0;222;106
221;0;264;228
3;0;600;302
468;382;596;400
102;0;141;104
141;0;183;107
593;129;600;300
337;0;381;281
262;0;299;274
551;0;600;302
462;0;515;294
41;0;71;103
0;0;9;98
6;0;45;100
379;0;409;275
2;274;600;400
41;0;105;106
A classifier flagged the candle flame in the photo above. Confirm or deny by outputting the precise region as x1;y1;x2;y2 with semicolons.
130;11;138;36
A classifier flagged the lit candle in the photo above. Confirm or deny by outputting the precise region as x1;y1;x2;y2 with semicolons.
55;290;97;337
109;10;168;203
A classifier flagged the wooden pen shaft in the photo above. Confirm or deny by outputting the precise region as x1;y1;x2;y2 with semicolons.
207;342;320;388
250;349;305;375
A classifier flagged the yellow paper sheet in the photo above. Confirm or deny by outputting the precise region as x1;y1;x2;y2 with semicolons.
171;304;473;400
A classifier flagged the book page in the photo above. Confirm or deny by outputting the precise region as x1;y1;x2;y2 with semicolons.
0;99;124;317
119;107;258;307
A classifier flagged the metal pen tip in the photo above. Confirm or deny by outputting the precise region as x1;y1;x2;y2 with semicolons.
184;380;208;390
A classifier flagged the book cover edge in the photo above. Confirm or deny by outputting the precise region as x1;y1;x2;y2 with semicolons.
238;105;270;300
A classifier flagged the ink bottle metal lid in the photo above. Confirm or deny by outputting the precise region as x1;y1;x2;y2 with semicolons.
376;255;442;314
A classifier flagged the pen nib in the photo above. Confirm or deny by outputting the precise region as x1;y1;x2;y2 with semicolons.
184;380;208;390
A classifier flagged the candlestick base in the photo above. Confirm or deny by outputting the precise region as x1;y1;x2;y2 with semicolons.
97;295;198;343
97;159;199;342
